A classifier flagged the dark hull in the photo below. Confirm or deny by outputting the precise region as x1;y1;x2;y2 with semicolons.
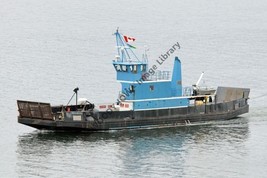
18;99;249;132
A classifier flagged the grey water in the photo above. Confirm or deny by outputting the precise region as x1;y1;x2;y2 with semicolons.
0;0;267;177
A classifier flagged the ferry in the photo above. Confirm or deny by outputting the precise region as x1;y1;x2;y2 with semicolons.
17;30;250;131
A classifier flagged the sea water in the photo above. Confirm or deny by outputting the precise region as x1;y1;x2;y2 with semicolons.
0;0;267;177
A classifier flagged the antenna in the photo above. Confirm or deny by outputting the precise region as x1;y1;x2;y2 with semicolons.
192;72;204;96
143;45;149;62
196;72;204;87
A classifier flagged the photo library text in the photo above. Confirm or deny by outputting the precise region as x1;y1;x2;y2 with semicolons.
122;41;181;98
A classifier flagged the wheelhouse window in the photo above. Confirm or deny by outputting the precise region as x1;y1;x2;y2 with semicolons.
133;65;137;73
129;65;138;73
141;64;146;72
121;65;127;72
114;64;128;72
114;64;121;71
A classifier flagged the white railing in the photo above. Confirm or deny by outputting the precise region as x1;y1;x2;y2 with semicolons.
147;70;171;81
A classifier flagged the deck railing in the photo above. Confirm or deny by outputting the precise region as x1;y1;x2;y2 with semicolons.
147;70;171;81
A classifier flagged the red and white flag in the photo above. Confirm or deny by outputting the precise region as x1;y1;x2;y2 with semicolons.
123;35;136;43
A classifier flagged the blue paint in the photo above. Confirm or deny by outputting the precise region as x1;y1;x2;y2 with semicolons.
113;30;188;110
133;98;189;110
121;82;172;100
171;57;182;96
113;62;147;81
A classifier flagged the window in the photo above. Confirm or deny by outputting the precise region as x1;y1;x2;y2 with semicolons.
121;65;127;72
130;85;135;92
149;85;154;91
141;65;146;72
115;64;121;71
133;65;137;73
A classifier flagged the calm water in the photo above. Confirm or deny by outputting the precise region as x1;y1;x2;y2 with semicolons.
1;0;267;177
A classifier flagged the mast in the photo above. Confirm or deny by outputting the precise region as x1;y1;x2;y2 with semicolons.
114;29;140;62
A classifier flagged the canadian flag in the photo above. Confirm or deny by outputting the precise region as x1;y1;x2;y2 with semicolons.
123;35;136;43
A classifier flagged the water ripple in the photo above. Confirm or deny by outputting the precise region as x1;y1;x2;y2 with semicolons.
15;119;251;177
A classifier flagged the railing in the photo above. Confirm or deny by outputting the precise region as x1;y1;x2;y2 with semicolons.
147;70;171;81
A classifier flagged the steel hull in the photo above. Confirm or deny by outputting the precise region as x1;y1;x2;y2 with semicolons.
18;102;249;132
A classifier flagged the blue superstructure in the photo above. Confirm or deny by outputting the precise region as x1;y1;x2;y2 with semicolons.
113;30;189;110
